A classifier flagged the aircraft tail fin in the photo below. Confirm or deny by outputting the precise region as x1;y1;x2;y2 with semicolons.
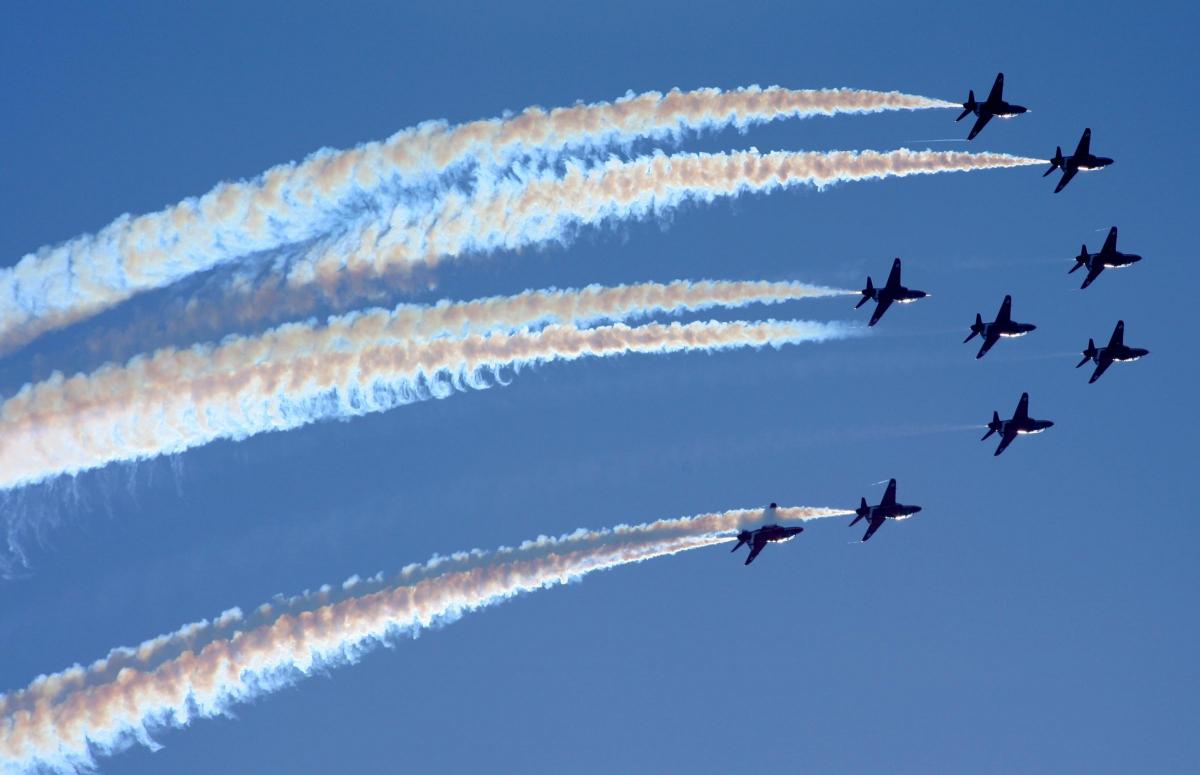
1077;338;1097;367
956;90;976;122
981;412;1000;440
964;313;983;342
1043;146;1063;177
1069;245;1088;273
849;498;868;527
855;277;874;308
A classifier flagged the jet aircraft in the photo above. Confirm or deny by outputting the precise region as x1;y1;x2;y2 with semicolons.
1070;226;1142;289
855;258;927;327
964;294;1036;359
956;72;1027;140
982;392;1054;456
730;505;805;565
849;479;922;543
1077;320;1149;384
1044;128;1113;193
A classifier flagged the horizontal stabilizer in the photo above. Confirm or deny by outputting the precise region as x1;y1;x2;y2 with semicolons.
1043;147;1063;177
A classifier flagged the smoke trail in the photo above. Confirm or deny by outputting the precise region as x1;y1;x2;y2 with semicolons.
64;274;850;375
382;148;1046;270
298;278;851;346
0;504;849;772
0;87;951;357
0;276;846;433
0;317;859;491
255;148;1046;312
100;146;1042;355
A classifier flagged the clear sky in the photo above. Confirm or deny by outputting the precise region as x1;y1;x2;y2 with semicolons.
1;1;1196;772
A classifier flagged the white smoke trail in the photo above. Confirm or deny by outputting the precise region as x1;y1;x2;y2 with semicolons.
309;278;851;345
0;87;952;356
0;317;859;491
72;274;852;370
35;147;1040;361
282;148;1046;296
143;146;1045;344
0;504;849;773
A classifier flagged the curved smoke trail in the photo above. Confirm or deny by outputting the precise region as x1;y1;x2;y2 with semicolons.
71;273;851;372
257;277;850;350
346;148;1045;275
0;87;951;357
46;148;1039;363
0;317;859;491
197;148;1044;334
0;504;850;772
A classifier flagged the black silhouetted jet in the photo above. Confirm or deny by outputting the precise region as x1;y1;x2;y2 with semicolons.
1044;128;1113;193
982;392;1054;456
1078;320;1149;384
1070;226;1142;289
730;505;805;565
855;258;927;327
849;479;922;543
956;72;1027;140
964;294;1036;359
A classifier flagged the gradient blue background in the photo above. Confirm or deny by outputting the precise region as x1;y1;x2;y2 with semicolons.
2;1;1196;772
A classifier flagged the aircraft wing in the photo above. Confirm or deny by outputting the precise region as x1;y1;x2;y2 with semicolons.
1074;128;1091;157
987;72;1004;103
1107;320;1125;349
1100;227;1118;256
1089;355;1114;384
967;111;993;141
1080;261;1104;289
1014;392;1030;422
868;296;894;327
996;295;1012;325
881;478;897;508
994;428;1018;456
744;538;767;566
976;331;1001;359
1054;166;1078;193
861;514;887;543
885;258;902;290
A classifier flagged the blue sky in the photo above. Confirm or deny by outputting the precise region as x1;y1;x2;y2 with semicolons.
1;1;1196;772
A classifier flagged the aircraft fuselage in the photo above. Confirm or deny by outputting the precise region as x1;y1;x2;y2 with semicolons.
884;288;926;304
1003;418;1054;436
988;321;1036;338
866;503;922;522
1092;345;1149;364
1069;154;1114;173
974;99;1027;119
734;524;803;546
759;525;804;542
1088;251;1142;270
865;286;925;304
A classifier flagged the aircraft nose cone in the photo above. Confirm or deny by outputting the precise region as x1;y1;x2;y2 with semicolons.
912;506;923;514
1045;421;1055;428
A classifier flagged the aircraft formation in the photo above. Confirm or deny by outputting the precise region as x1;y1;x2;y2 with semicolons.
735;72;1147;566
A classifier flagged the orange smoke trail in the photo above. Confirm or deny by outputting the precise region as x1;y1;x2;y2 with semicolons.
0;504;849;772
